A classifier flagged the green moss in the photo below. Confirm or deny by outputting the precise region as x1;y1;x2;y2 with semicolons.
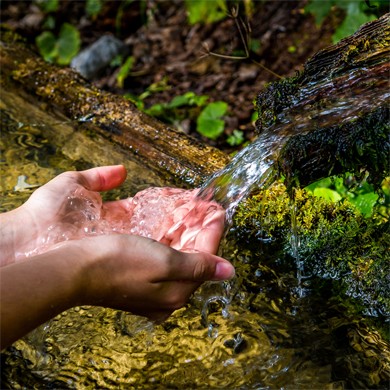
234;181;389;317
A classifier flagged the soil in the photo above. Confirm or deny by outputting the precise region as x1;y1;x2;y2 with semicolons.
1;0;341;153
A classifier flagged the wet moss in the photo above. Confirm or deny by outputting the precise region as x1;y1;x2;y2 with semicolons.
233;181;390;318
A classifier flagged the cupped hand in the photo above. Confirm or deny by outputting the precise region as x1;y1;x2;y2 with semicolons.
17;165;226;258
73;234;234;321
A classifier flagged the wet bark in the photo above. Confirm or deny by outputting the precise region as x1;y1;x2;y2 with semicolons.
256;13;390;188
0;28;230;188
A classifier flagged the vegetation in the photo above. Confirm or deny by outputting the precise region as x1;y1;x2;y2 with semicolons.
305;0;388;42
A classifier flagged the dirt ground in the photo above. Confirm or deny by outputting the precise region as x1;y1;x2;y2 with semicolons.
1;0;342;153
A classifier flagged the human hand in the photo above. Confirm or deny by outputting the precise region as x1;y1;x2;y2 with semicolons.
71;234;234;320
6;166;226;260
0;166;128;261
1;233;235;348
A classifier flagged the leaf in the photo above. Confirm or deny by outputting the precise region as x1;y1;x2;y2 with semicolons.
305;0;334;25
227;130;244;146
197;101;228;140
117;56;135;88
185;0;227;25
305;177;333;192
167;92;209;108
36;31;57;62
332;2;376;43
349;192;379;216
36;0;59;13
313;188;342;202
168;93;194;108
56;23;81;65
86;0;102;17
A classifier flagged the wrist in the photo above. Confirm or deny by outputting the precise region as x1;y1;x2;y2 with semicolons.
0;206;37;266
54;238;113;307
45;240;98;307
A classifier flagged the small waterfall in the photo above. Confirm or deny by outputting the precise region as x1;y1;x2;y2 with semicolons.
197;64;389;225
196;64;389;326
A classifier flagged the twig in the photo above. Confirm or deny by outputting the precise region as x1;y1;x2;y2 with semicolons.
201;6;282;79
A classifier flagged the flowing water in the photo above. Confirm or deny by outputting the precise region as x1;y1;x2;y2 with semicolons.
1;64;390;388
198;63;390;223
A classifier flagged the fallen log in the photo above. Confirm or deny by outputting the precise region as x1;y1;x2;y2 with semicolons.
0;28;230;188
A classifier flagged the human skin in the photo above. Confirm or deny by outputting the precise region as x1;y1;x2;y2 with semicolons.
0;165;234;349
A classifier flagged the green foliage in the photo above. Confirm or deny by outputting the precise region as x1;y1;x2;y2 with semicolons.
143;91;208;120
116;56;135;88
35;0;59;13
332;1;376;43
234;181;390;316
196;101;228;140
227;130;245;146
126;88;230;141
305;174;382;217
305;0;379;43
86;0;103;18
36;23;81;65
185;0;227;25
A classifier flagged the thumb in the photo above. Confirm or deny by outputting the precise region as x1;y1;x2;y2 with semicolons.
171;251;235;282
75;165;127;192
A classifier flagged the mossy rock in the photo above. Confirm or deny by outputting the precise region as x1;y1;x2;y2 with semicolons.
256;14;390;189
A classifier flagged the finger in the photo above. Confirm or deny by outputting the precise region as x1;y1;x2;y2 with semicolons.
192;209;225;254
76;165;127;192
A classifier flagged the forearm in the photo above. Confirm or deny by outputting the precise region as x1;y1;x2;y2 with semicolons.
0;243;86;349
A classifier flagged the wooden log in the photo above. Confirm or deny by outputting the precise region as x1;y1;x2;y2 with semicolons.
0;28;230;188
256;14;390;188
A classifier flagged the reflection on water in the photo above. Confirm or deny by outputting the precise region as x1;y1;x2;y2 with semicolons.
1;80;389;388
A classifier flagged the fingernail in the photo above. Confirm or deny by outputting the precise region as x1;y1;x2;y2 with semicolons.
214;262;235;280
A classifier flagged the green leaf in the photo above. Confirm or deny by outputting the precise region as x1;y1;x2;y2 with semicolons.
185;0;227;25
35;0;59;13
305;177;333;192
332;3;376;43
167;92;208;108
36;31;57;62
349;192;379;216
117;56;135;88
305;0;334;25
86;0;103;17
313;188;342;202
227;130;245;146
56;23;81;65
197;101;228;140
144;104;164;117
168;93;194;108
